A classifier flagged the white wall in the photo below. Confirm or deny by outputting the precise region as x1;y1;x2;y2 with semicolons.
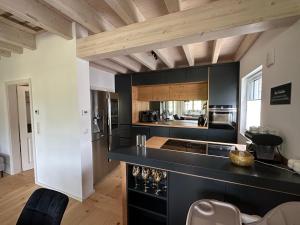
90;66;115;92
239;20;300;159
0;29;93;200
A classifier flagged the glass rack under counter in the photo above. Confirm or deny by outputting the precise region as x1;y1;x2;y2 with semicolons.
127;164;168;225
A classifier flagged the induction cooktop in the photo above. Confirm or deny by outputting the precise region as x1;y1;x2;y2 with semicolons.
160;139;235;157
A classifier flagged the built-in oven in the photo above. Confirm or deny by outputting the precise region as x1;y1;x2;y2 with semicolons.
209;105;237;130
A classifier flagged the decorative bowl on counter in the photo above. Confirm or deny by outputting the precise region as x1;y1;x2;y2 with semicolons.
229;150;254;167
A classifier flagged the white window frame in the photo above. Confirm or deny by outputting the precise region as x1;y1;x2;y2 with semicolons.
240;65;263;135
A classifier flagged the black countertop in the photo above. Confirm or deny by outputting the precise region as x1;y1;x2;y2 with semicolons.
109;146;300;196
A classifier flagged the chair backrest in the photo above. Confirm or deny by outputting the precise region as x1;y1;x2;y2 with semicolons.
249;202;300;225
186;199;242;225
16;188;69;225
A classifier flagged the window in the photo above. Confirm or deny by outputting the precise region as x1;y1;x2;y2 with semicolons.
240;66;262;134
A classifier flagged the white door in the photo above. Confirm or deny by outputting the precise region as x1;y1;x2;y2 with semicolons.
17;85;34;171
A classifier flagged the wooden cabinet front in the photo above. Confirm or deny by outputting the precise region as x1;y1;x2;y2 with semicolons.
152;85;170;101
135;82;208;101
169;84;186;100
137;86;153;101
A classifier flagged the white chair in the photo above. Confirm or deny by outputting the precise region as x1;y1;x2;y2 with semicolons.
186;199;300;225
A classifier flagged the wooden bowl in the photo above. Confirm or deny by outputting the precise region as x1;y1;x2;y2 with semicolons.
229;150;254;167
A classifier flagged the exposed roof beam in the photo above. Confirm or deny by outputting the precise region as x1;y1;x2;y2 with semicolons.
131;53;158;70
77;0;300;60
180;0;210;11
0;21;36;49
44;0;147;71
164;0;194;67
0;40;23;54
212;39;223;64
106;0;175;68
90;62;117;75
0;48;10;57
0;0;73;39
94;59;128;74
42;0;103;33
164;0;181;13
182;45;194;66
0;16;37;34
111;56;142;72
234;33;261;61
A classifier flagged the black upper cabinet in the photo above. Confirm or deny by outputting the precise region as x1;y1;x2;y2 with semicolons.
115;74;132;124
132;66;208;86
132;71;166;85
186;66;208;82
209;63;239;106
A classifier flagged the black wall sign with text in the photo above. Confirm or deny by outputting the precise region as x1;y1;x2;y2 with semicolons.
270;83;292;105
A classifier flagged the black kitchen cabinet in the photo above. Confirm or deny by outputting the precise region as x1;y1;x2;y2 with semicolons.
185;66;208;82
115;74;132;124
164;69;187;83
132;66;208;86
206;129;237;143
225;183;300;216
131;126;150;144
168;172;226;225
150;127;170;138
169;127;208;141
132;71;166;85
209;62;239;106
168;172;300;225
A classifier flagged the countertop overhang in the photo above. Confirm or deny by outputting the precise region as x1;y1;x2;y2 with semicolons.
109;138;300;196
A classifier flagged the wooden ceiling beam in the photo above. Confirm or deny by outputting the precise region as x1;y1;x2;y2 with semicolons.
90;62;117;75
0;21;36;49
0;0;73;39
234;33;261;61
0;48;10;57
212;39;223;64
44;0;147;71
0;40;23;54
183;45;194;66
94;59;128;74
77;0;300;60
106;0;175;68
0;17;37;34
164;0;194;67
42;0;103;33
131;53;158;70
111;56;143;72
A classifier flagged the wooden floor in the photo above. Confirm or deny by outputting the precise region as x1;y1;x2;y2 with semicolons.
0;167;122;225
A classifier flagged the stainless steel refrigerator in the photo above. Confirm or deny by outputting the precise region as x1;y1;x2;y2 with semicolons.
91;90;119;185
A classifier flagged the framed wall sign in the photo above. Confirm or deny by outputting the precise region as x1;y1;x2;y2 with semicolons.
270;82;292;105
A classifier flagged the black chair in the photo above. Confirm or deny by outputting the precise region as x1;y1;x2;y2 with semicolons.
16;188;69;225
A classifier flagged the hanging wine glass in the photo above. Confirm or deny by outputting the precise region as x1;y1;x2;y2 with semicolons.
141;167;150;192
151;169;157;189
162;171;168;192
132;166;140;189
153;170;162;195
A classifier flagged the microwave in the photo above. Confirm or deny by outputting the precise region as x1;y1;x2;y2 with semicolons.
209;105;237;130
139;110;159;122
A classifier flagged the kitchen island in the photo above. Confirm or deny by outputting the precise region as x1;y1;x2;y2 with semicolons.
109;137;300;225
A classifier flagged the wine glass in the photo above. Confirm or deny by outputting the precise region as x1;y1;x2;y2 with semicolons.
132;166;140;189
153;170;162;195
162;171;168;192
151;169;157;189
141;167;150;192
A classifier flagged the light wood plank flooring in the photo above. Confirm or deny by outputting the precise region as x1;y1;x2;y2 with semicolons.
0;167;122;225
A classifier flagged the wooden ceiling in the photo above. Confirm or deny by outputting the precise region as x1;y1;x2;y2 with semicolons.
0;0;299;74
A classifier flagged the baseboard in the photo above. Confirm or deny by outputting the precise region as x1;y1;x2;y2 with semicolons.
36;180;83;202
82;189;95;200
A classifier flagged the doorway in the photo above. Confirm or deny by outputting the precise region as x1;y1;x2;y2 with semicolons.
6;80;35;175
